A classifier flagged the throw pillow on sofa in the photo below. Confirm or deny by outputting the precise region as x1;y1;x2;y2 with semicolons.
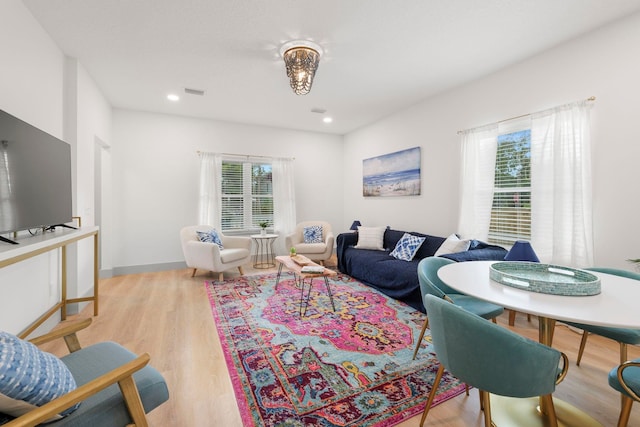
434;233;470;256
303;225;323;243
355;226;386;251
390;233;426;261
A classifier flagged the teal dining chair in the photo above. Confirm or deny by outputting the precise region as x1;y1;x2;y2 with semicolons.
609;358;640;426
421;294;569;427
412;257;504;360
562;268;640;366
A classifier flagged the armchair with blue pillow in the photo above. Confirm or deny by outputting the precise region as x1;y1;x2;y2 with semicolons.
0;318;168;426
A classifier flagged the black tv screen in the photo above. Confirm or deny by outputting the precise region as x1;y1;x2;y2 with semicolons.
0;109;72;236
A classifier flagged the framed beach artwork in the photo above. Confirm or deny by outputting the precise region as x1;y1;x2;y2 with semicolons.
363;146;421;197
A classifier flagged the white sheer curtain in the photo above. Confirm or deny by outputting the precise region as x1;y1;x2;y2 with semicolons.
198;152;222;229
530;100;594;267
457;124;498;241
272;157;296;255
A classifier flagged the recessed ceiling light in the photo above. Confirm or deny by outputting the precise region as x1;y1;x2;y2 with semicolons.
323;117;333;124
167;94;180;101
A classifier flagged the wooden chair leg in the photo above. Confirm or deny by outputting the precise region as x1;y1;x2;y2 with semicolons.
620;342;628;365
620;342;629;408
191;268;197;277
618;395;634;427
412;317;429;360
576;331;589;366
238;266;244;276
540;394;559;427
118;376;149;427
481;391;492;427
420;364;445;427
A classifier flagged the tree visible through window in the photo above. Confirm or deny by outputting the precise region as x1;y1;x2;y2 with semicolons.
220;160;273;232
488;129;531;245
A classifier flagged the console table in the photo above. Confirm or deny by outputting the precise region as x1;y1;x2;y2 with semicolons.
0;226;99;338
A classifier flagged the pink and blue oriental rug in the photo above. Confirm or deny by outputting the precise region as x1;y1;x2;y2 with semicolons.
205;272;465;427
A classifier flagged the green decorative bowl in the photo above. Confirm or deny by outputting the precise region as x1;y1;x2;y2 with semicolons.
490;261;601;296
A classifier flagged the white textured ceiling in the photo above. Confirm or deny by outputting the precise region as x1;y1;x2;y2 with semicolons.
23;0;640;135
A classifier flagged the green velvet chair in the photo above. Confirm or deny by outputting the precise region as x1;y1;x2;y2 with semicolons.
562;268;640;366
609;359;640;426
421;294;569;427
412;256;504;360
2;318;169;426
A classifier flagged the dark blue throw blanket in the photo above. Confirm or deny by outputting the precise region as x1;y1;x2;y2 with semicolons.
336;230;508;312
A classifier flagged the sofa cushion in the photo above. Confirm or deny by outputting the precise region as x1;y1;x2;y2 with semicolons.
303;225;323;243
196;229;224;249
355;226;385;251
390;233;426;261
220;248;250;263
0;331;80;420
434;233;470;256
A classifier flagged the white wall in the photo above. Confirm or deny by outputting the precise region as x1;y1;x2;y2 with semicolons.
111;110;343;273
344;12;640;270
0;0;111;333
66;59;113;305
0;0;66;334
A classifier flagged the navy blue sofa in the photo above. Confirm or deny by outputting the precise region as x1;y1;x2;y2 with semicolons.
336;229;508;313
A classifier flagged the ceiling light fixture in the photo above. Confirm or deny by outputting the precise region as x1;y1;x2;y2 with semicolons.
323;117;333;124
167;94;180;101
280;40;323;95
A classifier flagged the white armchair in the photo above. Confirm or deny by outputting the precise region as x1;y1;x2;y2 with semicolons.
180;225;252;281
285;221;334;265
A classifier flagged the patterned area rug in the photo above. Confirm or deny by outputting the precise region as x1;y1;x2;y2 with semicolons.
205;273;465;427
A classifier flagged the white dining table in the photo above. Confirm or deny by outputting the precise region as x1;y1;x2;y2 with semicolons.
437;260;640;427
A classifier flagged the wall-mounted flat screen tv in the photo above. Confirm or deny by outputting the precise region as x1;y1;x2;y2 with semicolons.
0;109;72;239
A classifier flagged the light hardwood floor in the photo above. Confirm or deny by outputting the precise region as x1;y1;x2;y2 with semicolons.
40;259;639;426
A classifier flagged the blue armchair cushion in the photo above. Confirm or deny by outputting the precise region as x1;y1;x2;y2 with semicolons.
303;225;323;243
0;331;79;419
389;233;426;261
197;229;224;249
50;342;169;427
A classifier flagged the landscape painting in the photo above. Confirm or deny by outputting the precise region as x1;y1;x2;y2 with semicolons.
363;146;421;197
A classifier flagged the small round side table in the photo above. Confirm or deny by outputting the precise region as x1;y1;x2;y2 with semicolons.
250;234;278;269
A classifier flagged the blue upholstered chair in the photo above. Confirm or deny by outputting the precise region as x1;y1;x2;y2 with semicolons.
2;318;169;426
562;268;640;366
609;359;640;427
412;257;504;360
421;294;569;427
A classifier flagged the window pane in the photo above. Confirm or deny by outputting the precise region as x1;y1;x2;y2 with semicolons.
489;129;531;245
221;162;243;195
252;164;272;195
221;196;244;230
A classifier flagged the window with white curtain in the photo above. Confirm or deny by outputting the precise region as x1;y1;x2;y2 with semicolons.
458;99;594;267
199;152;297;254
220;160;273;232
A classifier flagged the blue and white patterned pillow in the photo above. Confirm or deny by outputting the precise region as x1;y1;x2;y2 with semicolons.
0;331;80;419
303;225;323;244
390;233;426;262
197;229;224;249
